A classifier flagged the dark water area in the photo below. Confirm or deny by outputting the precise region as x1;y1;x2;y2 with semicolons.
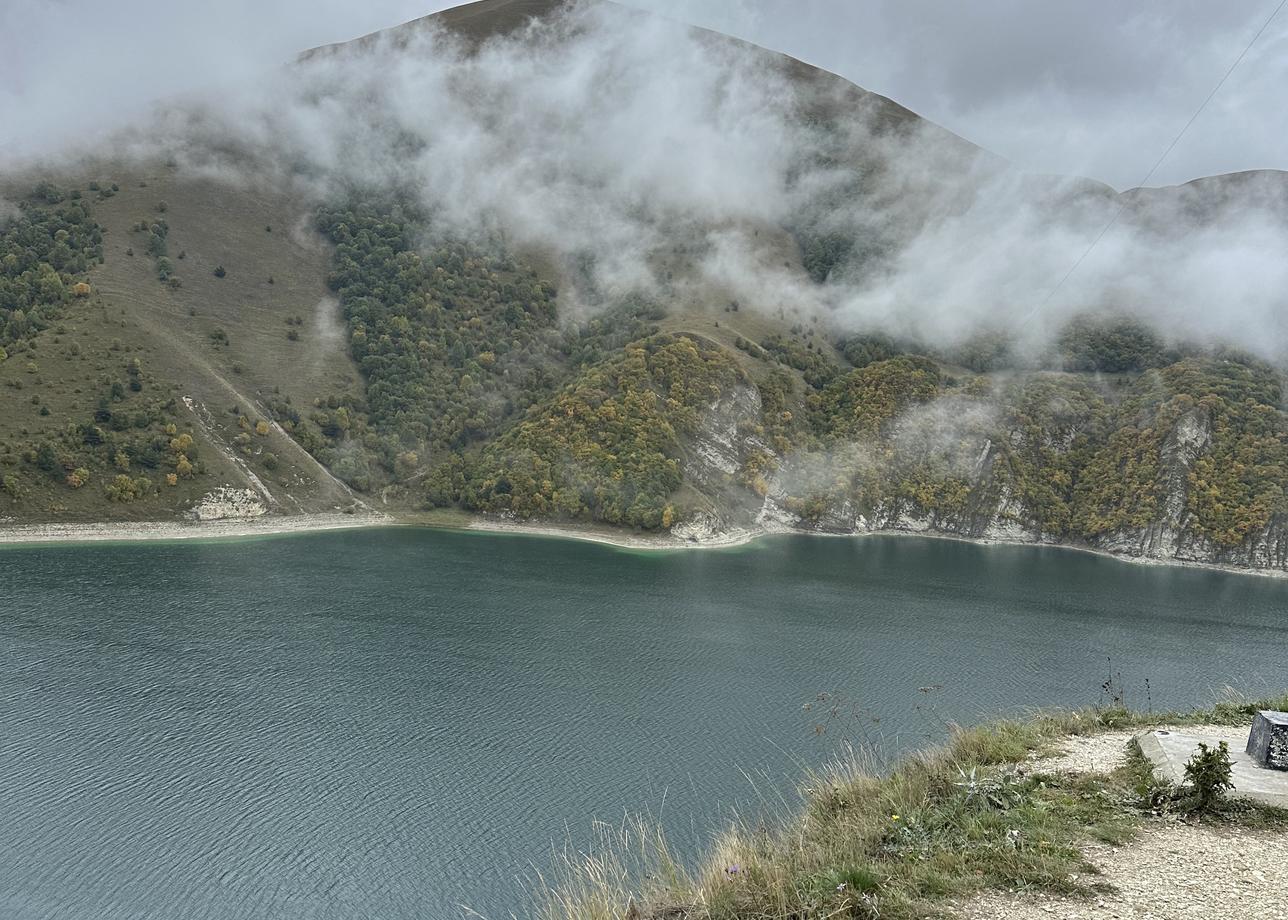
1;529;1285;918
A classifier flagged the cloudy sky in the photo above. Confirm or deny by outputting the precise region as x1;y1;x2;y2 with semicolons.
3;0;1286;188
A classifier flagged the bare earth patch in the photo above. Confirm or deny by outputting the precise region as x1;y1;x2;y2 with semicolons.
1030;729;1140;775
962;823;1288;920
960;725;1288;920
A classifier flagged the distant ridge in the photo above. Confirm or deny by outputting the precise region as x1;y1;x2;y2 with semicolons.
299;0;980;151
302;0;577;57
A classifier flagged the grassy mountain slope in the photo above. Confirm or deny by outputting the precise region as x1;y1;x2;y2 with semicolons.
0;170;361;522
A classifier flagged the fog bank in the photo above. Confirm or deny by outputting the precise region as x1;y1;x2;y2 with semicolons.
13;1;1288;360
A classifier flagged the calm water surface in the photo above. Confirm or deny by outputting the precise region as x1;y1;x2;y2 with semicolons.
1;529;1285;919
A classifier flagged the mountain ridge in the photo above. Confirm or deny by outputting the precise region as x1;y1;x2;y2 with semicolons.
300;0;987;160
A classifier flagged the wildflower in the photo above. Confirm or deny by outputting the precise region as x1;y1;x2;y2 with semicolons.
725;863;741;876
891;814;900;821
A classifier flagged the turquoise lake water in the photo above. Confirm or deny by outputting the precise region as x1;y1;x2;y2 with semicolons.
1;528;1285;918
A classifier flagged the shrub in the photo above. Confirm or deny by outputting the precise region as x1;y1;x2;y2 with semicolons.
106;474;151;502
35;443;59;473
840;332;902;368
213;265;226;278
34;181;64;204
1182;741;1234;813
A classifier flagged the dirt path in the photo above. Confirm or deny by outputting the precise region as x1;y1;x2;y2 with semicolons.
959;728;1288;920
962;823;1288;920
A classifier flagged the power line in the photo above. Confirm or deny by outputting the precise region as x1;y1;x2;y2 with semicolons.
1021;0;1287;325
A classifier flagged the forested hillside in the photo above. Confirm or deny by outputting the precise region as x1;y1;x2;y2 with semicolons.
295;193;1288;570
4;170;1288;573
747;338;1288;568
1;184;103;351
448;333;742;527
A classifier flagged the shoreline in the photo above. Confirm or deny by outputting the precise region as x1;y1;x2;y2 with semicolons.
461;515;764;550
0;512;391;548
0;511;1283;580
462;516;1288;580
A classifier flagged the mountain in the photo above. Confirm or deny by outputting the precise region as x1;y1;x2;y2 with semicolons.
307;0;965;137
3;0;1288;572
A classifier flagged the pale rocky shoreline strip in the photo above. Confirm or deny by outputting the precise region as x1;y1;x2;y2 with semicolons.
0;512;1284;580
0;513;391;547
465;516;1288;579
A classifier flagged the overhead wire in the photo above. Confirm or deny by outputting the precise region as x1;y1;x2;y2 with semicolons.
1018;0;1288;328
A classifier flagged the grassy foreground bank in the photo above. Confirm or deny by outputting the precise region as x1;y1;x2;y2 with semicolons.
533;693;1288;920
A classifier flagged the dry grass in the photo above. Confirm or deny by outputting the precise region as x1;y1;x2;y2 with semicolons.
529;692;1288;920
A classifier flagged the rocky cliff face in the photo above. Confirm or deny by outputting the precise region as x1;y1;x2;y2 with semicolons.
1097;407;1208;561
678;382;771;524
1080;405;1288;571
677;378;1288;573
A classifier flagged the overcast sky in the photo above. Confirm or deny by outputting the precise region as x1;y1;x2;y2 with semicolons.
3;0;1287;188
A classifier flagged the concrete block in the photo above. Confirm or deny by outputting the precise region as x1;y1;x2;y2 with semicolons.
1246;710;1288;771
1135;727;1288;809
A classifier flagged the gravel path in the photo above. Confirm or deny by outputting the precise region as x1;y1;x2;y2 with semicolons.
1028;724;1237;775
958;726;1288;920
1029;729;1139;775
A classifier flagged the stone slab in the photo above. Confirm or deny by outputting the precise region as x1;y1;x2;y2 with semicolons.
1247;710;1288;770
1136;727;1288;809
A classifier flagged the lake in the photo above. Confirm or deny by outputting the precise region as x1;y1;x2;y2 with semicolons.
1;528;1285;919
